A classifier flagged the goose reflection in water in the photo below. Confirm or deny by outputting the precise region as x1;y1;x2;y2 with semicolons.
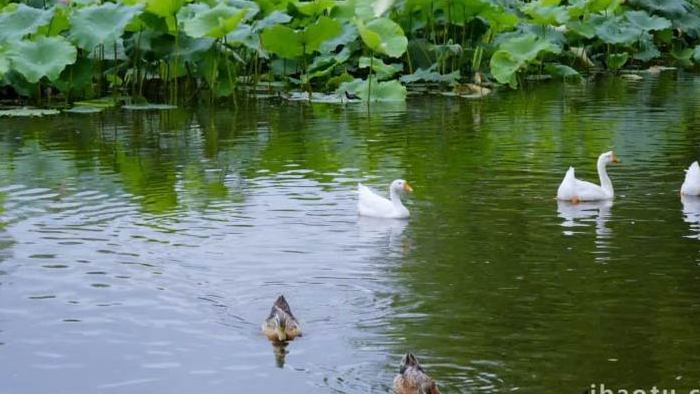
681;195;700;239
357;216;409;256
557;200;613;261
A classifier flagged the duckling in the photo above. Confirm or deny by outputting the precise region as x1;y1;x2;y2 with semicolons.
393;353;441;394
261;295;301;342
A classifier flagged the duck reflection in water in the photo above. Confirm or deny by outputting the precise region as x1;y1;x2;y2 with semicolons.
357;216;410;255
557;199;613;240
681;194;700;239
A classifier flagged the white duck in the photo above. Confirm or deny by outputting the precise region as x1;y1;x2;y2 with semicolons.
557;151;620;203
357;179;413;219
681;161;700;196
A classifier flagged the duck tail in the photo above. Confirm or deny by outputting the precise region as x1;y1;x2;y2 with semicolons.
273;295;293;316
399;353;423;373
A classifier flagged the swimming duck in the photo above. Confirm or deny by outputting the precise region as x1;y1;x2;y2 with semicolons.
681;161;700;196
261;295;301;342
357;179;413;219
393;353;440;394
557;151;620;203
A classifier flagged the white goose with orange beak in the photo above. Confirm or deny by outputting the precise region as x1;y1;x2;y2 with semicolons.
357;179;413;219
557;151;620;203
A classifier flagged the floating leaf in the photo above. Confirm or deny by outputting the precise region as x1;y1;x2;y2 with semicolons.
8;36;77;83
64;106;104;114
123;103;177;110
0;4;54;43
339;78;407;101
0;107;60;117
544;63;582;80
357;17;407;58
182;3;248;39
606;52;629;71
399;68;460;84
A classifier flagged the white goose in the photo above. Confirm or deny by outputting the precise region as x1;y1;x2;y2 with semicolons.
681;161;700;196
557;151;620;203
357;179;413;219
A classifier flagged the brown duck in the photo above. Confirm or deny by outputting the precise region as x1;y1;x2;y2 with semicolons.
393;353;441;394
261;295;302;342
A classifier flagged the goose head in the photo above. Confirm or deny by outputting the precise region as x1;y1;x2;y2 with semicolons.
391;179;413;195
599;151;620;165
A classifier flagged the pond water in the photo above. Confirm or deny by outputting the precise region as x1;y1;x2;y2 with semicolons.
2;74;700;394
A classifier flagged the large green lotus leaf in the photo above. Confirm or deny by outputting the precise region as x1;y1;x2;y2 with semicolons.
585;0;621;13
489;50;520;87
634;39;661;61
320;22;357;53
294;0;336;16
358;56;402;80
498;33;561;63
567;20;596;39
357;17;407;58
226;24;261;51
628;0;688;17
8;36;77;83
261;24;302;58
522;1;569;25
70;3;143;50
299;16;342;54
625;10;671;31
0;4;54;43
606;52;629;71
255;11;291;31
596;18;643;45
145;0;184;31
0;47;8;77
37;5;71;36
182;3;248;38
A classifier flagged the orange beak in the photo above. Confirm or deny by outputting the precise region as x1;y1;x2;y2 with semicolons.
612;153;620;163
403;182;413;193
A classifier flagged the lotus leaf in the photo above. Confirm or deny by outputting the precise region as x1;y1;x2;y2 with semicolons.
522;1;569;26
299;16;342;54
0;4;54;43
628;0;688;17
261;24;302;58
399;68;460;84
70;3;143;50
544;63;581;80
64;106;104;114
320;22;357;54
0;108;60;117
123;103;177;110
357;17;407;58
584;0;622;13
489;34;560;87
255;11;292;31
694;45;700;62
596;18;643;45
182;3;249;39
146;0;185;31
359;56;403;80
8;36;77;83
339;78;407;101
294;0;336;16
625;10;672;31
606;52;629;71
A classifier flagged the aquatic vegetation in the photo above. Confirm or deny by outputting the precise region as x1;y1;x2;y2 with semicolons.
0;0;699;104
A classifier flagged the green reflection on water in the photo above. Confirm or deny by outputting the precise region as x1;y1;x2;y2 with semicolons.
1;74;700;392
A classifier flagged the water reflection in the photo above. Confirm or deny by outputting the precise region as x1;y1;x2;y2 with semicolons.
681;195;700;239
357;216;408;254
272;342;289;368
557;200;613;261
